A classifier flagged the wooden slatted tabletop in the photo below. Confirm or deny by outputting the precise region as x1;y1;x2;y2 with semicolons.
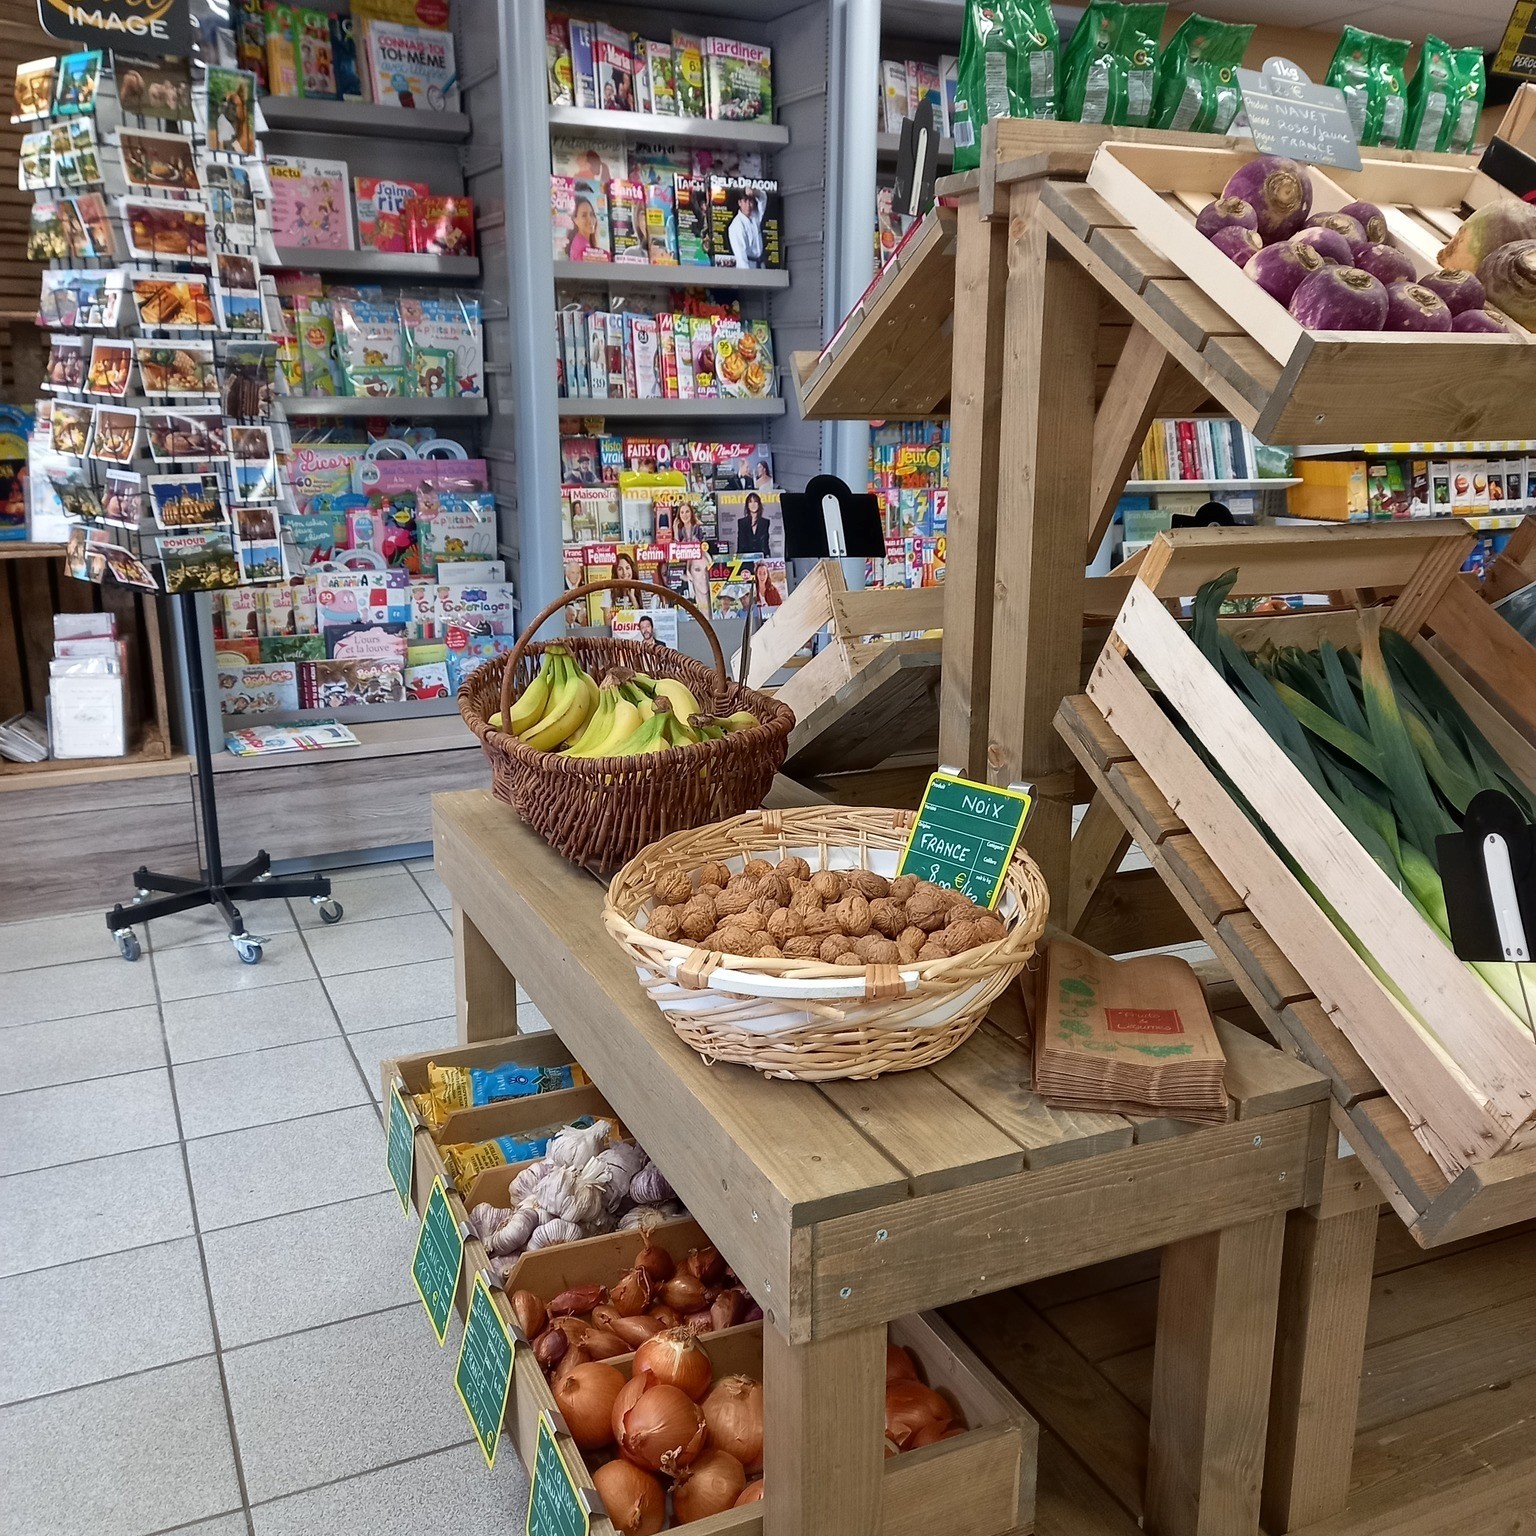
434;785;1331;1536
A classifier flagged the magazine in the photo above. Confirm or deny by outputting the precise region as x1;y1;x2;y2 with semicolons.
225;722;361;757
267;156;354;250
703;37;772;122
355;177;427;251
365;22;459;110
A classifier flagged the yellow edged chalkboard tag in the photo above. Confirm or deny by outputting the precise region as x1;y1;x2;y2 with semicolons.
387;1081;417;1214
898;771;1033;910
527;1409;592;1536
411;1175;465;1346
456;1271;516;1469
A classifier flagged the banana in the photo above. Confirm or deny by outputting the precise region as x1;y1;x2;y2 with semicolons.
507;650;560;735
562;686;616;755
593;696;642;755
521;654;595;751
717;710;758;733
627;672;659;696
652;678;702;720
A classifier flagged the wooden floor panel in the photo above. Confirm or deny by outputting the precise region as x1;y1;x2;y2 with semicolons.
955;1216;1536;1536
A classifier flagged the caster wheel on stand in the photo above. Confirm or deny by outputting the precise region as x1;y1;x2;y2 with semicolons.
233;936;264;965
115;930;142;963
314;897;344;925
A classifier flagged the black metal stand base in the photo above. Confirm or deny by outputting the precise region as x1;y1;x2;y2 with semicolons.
104;591;344;965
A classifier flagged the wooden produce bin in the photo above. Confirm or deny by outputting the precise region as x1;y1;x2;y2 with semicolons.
433;789;1336;1536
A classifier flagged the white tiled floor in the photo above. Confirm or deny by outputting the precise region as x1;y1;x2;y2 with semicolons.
0;858;540;1535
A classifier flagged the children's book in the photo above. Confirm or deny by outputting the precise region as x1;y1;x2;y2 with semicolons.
355;177;429;251
267;156;354;250
365;21;459;110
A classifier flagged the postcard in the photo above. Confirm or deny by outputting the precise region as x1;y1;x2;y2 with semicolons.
13;58;56;122
233;456;279;504
216;287;264;334
220;341;277;418
215;252;259;291
86;339;133;398
136;340;218;396
113;54;193;121
65;193;114;258
235;506;284;581
102;469;144;529
101;541;159;590
50;401;93;456
119;129;199;192
132;274;216;329
144;409;226;462
19;129;53;189
161;531;240;593
121;197;209;261
65;526;106;583
45;335;86;391
89;407;140;465
56;120;100;186
47;463;106;523
200;161;257;249
206;67;256;155
53;51;102;116
28;202;65;261
150;471;226;530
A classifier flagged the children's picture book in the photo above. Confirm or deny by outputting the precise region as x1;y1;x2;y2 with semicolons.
365;21;459;110
13;58;56;121
403;195;474;256
267;156;354;250
206;67;257;155
87;340;134;398
119;130;199;192
355;177;428;251
217;661;299;714
162;531;241;593
114;55;193;121
150;471;226;530
53;51;102;116
137;341;218;396
298;656;406;707
703;38;772;122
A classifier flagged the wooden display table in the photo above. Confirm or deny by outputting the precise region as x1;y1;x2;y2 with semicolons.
434;787;1332;1535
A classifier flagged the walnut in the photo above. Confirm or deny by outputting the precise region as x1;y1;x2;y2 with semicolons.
819;934;852;963
939;918;983;955
973;913;1008;944
742;857;776;879
754;872;791;907
696;882;724;901
734;908;766;934
802;909;841;936
766;908;804;944
783;935;822;959
678;905;716;942
776;855;811;882
898;925;928;955
751;893;780;916
828;894;872;938
809;870;844;902
889;874;919;903
712;925;754;955
788;889;823;918
940;887;976;913
652;870;693;907
834;950;863;966
868;897;907;938
905;887;951;933
755;941;784;960
714;882;756;917
648;906;683;941
698;860;733;889
855;934;901;964
895;934;923;964
917;938;951;962
683;892;718;926
843;870;889;900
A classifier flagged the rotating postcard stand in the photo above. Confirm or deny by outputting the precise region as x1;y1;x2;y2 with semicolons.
106;590;341;966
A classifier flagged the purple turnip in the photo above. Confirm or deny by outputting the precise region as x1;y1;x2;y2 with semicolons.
1384;281;1452;332
1291;226;1352;266
1476;240;1536;328
1210;226;1263;267
1247;239;1326;305
1306;212;1368;253
1336;200;1389;246
1452;308;1514;334
1351;242;1415;287
1221;155;1312;243
1439;200;1536;273
1415;268;1486;316
1196;197;1258;239
1288;266;1388;331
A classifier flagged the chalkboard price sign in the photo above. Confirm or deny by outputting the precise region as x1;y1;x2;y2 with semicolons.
897;771;1033;910
456;1272;516;1468
387;1082;417;1214
411;1176;465;1346
527;1411;592;1536
1235;58;1361;171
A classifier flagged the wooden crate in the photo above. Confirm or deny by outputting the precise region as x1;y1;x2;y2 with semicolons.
1085;142;1536;442
1082;524;1536;1181
741;559;943;775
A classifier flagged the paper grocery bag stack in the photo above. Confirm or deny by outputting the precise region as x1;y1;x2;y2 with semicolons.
1031;936;1229;1122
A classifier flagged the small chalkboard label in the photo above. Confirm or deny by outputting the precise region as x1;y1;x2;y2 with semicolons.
1496;2;1536;81
527;1410;592;1536
1235;58;1362;171
898;771;1033;910
387;1082;417;1214
456;1271;516;1468
411;1176;465;1346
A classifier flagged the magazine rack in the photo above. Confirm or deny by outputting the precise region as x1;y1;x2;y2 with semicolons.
104;589;341;964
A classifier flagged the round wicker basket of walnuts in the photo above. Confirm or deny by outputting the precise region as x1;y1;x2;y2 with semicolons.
603;806;1049;1080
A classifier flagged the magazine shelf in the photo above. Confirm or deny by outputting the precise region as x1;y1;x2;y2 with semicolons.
558;397;786;420
549;103;789;148
552;258;789;290
275;396;490;420
1124;478;1301;493
270;247;480;280
256;96;471;143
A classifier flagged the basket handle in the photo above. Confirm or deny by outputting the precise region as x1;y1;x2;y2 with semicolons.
499;579;729;724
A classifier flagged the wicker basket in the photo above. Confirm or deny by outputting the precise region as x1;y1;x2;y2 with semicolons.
604;806;1049;1080
460;579;794;872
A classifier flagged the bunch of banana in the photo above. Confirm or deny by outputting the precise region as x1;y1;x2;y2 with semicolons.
491;646;599;752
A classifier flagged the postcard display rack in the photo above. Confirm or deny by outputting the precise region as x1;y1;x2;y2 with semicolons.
803;115;1536;1531
18;46;339;962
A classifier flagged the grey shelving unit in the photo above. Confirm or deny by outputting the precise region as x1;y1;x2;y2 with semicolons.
270;247;481;279
552;259;789;289
557;398;788;420
275;396;491;419
256;96;471;142
549;103;790;145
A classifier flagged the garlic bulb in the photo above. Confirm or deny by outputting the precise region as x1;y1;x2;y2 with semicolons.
617;1204;673;1231
629;1161;676;1207
486;1255;517;1287
468;1202;507;1244
485;1205;539;1257
508;1159;552;1202
547;1119;612;1170
583;1143;648;1209
526;1218;584;1250
534;1164;607;1227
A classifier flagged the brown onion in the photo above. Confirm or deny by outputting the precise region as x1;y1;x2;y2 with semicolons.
548;1283;606;1317
633;1234;674;1282
611;1370;650;1447
735;1479;765;1506
591;1303;623;1331
510;1289;547;1339
593;1458;665;1536
662;1273;706;1312
584;1328;630;1360
610;1267;654;1317
702;1375;764;1472
685;1244;728;1285
673;1448;746;1522
885;1379;953;1449
682;1308;714;1335
649;1304;683;1329
886;1343;918;1383
554;1362;625;1450
553;1341;595;1386
633;1327;713;1401
908;1421;964;1448
611;1314;665;1349
550;1315;592;1345
616;1381;706;1473
709;1288;747;1333
533;1328;567;1371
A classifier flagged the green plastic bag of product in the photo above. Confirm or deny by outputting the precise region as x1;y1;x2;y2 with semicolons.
1059;0;1166;128
1149;12;1252;134
1403;34;1455;153
1325;25;1374;143
1445;46;1487;154
1368;33;1411;148
952;0;1059;172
